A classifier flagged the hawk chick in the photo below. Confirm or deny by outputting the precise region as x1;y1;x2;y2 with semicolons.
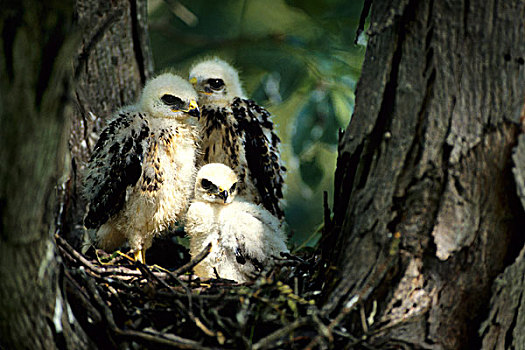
189;58;286;219
83;73;200;264
185;163;289;283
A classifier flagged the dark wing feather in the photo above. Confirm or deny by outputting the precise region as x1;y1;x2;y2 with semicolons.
83;111;150;228
232;98;285;219
235;247;263;272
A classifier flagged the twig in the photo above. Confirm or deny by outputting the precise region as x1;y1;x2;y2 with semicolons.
56;234;101;270
138;262;219;340
85;269;208;349
161;243;212;318
56;234;167;278
252;318;310;350
122;328;211;349
85;276;120;347
171;242;212;276
136;263;190;314
305;295;360;350
63;268;103;324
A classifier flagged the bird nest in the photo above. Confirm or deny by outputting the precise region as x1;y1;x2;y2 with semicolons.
56;232;362;349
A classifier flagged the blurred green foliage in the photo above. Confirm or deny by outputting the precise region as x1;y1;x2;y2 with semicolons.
148;0;365;247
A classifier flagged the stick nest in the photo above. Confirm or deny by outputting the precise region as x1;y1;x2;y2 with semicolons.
56;232;361;349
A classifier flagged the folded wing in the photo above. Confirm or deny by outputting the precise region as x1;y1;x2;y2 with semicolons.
83;110;150;229
232;98;286;219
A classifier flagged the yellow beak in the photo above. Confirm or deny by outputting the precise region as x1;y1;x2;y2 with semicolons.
188;99;198;110
185;99;200;118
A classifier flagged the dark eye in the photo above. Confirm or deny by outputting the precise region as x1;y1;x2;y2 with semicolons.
201;178;217;192
161;94;184;108
229;182;237;193
201;178;212;190
207;79;225;91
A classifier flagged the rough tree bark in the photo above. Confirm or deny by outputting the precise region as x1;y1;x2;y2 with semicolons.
481;111;525;349
322;0;524;348
0;0;152;348
64;0;153;248
0;1;89;348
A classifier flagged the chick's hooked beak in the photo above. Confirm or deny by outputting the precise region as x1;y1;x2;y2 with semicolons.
217;187;229;203
186;99;200;119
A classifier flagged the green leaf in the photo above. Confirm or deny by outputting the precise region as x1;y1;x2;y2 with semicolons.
248;53;308;104
330;90;353;127
299;154;324;189
291;85;350;156
291;94;317;155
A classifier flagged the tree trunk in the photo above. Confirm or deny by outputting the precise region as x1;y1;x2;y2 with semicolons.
0;0;152;347
0;1;87;348
480;125;525;349
322;0;525;348
64;0;153;248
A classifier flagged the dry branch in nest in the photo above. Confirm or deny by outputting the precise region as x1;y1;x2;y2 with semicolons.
55;233;369;349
